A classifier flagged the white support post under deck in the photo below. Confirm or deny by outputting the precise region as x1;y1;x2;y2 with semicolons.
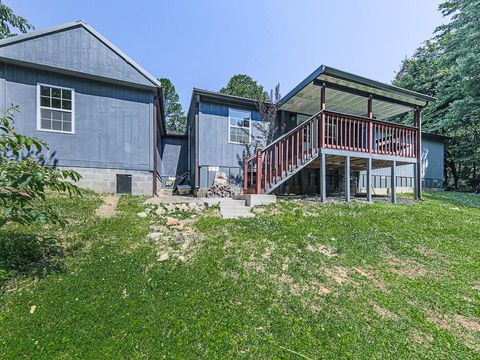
320;152;326;203
366;158;372;202
391;160;397;204
345;155;351;202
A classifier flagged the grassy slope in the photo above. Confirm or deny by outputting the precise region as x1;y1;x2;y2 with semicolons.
0;192;479;359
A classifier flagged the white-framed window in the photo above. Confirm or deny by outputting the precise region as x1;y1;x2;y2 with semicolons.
37;84;75;134
229;108;251;144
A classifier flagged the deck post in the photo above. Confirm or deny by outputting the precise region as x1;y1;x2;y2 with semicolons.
367;96;373;153
391;160;397;204
413;162;419;199
414;108;422;200
320;152;327;202
345;155;351;202
256;149;262;194
243;157;248;192
320;83;326;149
366;157;372;202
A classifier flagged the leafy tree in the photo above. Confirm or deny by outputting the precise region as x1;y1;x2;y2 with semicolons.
158;78;186;133
236;84;283;169
254;83;283;148
394;0;480;190
220;74;268;101
0;1;34;39
0;107;82;227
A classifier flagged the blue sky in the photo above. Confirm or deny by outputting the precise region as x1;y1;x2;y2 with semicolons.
9;0;446;110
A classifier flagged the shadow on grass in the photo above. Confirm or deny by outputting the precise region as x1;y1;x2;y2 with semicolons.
426;191;480;209
0;231;64;287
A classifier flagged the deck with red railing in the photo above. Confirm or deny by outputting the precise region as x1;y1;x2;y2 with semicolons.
244;110;419;194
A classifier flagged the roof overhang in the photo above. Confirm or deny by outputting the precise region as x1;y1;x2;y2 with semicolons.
0;20;162;88
279;65;436;119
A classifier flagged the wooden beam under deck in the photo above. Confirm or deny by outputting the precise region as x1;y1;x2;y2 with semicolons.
306;154;413;172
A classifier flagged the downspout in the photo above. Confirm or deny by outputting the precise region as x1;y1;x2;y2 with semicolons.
153;100;158;196
194;95;200;193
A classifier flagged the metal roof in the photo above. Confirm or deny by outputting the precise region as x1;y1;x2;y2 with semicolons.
279;65;436;119
0;20;161;88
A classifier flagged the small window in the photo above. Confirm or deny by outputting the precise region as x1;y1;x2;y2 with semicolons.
38;84;74;133
229;108;250;144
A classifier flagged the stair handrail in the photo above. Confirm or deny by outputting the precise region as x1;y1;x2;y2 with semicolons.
260;110;323;152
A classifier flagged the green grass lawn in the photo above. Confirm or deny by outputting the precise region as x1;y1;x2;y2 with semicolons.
0;192;479;358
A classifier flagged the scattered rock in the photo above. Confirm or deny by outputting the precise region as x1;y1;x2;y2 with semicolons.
155;207;165;216
178;203;190;212
171;224;184;231
188;202;198;211
147;232;162;240
137;212;148;218
165;204;176;212
149;225;163;231
158;252;169;262
166;217;180;227
173;233;185;245
145;206;154;214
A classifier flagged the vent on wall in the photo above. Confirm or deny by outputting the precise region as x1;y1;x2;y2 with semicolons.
116;174;132;194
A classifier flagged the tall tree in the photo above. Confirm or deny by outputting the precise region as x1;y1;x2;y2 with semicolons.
220;74;268;101
0;1;34;39
394;0;480;190
158;78;186;133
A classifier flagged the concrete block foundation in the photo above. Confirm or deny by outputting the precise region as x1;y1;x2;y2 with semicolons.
61;166;156;196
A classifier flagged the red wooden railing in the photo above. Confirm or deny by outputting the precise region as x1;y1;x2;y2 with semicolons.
323;111;417;158
244;110;418;194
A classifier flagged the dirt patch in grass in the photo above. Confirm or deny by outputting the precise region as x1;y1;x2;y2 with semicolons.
387;256;429;279
354;267;388;292
323;266;350;285
454;314;480;332
270;273;331;298
410;329;434;346
372;303;400;321
95;195;118;218
306;243;337;257
425;309;480;352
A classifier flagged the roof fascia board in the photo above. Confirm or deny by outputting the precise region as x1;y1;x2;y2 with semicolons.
279;64;436;108
192;89;265;110
0;57;156;91
313;79;419;109
322;66;436;103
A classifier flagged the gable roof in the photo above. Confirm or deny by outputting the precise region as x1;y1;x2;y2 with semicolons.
0;20;161;88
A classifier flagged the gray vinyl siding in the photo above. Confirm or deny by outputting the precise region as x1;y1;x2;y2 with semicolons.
161;136;188;181
0;25;153;87
0;62;154;171
359;137;444;187
198;101;261;168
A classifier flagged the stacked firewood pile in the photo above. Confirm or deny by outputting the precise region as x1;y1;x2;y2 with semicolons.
206;171;235;198
206;183;235;198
